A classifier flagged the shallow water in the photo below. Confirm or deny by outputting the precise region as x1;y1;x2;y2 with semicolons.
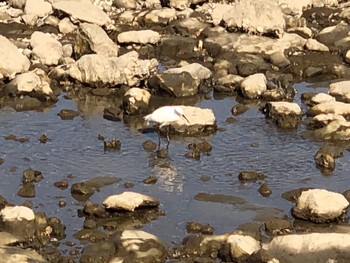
0;82;349;251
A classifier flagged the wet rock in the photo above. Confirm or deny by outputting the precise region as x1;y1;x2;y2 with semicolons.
329;80;350;102
258;183;272;197
307;100;350;118
83;219;97;229
13;96;42;111
164;63;212;81
68;51;158;86
172;17;209;37
103;106;122;122
185;149;201;160
301;92;335;107
214;0;284;36
239;73;267;99
269;51;291;68
305;38;330;52
188;141;212;153
54;179;68;190
262;101;302;129
103;138;121;151
200;175;211;182
76;23;118;57
30;32;63;66
186;221;214;235
158;35;200;61
52;0;111;26
305;113;346;130
74;229;107;243
143;175;157;185
83;201;109;218
157;148;168;158
307;119;350;141
124;182;134;188
281;187;314;203
238;171;266;182
39;134;49;143
111;229;167;263
22;168;43;183
0;246;48;263
4;134;29;143
117;29;160;44
231;104;249;116
17;183;35;198
123;87;151;115
292;189;349;223
58;200;66;208
103;191;160;211
194;192;246;206
262;233;350;263
314;144;343;171
80;241;116;262
0;231;24;246
147;71;200;97
142;139;157;151
264;218;292;235
227;234;260;262
58;109;78;120
0;158;4;165
71;176;121;201
0;35;30;78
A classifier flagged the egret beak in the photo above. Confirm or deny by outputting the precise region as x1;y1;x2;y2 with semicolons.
182;114;190;125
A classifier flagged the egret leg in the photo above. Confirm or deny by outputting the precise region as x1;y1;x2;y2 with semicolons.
157;128;161;149
166;125;170;149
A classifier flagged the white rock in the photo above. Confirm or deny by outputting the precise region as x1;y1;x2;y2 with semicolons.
164;63;211;80
305;38;330;52
79;23;118;57
0;206;35;221
293;189;349;222
310;113;346;128
103;191;159;211
123;88;151;115
24;0;52;17
217;74;244;86
22;14;38;26
30;31;63;66
0;35;30;78
307;101;350;117
345;49;350;64
240;73;267;99
11;71;52;95
52;0;111;26
169;0;190;10
144;8;177;24
311;93;335;105
58;17;76;34
329;80;350;101
68;51;158;86
0;232;22;246
227;234;260;259
262;233;350;263
117;29;160;44
268;101;302;115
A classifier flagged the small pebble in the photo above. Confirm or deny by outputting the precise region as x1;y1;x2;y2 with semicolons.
259;183;272;197
143;175;157;185
124;182;134;188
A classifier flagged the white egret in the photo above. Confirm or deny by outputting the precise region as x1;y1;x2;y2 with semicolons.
144;106;190;148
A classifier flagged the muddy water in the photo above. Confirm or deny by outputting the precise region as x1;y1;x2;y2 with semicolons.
0;82;349;250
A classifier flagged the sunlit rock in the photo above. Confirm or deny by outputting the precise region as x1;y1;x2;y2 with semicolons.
123;88;151;115
240;73;267;99
329;80;350;102
164;63;212;80
0;206;35;221
263;101;302;129
292;189;349;222
117;30;160;44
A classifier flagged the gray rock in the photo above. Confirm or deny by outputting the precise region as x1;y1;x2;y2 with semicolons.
143;8;177;25
307;101;350;117
123;88;151;115
329;80;350;102
292;189;349;222
53;0;111;26
240;73;267;99
263;101;302;129
262;233;350;263
0;232;23;246
30;32;63;66
79;23;118;57
68;51;158;86
111;230;167;263
0;246;48;263
164;63;212;81
24;0;52;18
103;191;160;211
117;30;160;44
0;35;30;78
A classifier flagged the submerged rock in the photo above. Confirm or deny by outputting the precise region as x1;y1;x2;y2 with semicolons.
103;191;160;211
292;189;349;223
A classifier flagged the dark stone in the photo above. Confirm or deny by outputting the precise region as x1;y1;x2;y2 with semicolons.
186;221;214;235
231;104;249;116
103;106;122;122
83;219;97;229
261;102;302;129
81;241;116;263
104;138;121;151
158;36;200;61
281;188;314;203
143;175;157;185
238;171;266;181
39;134;49;143
13;96;42;111
0;158;4;165
314;144;344;172
54;179;69;190
97;134;105;141
258;183;272;197
157;148;168;158
147;72;199;97
4;134;29;143
200;175;211;182
17;183;35;198
22;168;43;183
83;201;109;218
58;200;66;208
124;182;134;188
264;217;292;235
57;109;79;120
142;139;157;151
343;189;350;202
47;217;66;240
74;229;107;243
188;141;212;153
185;149;201;160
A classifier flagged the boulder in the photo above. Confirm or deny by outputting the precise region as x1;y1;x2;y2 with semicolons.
262;233;350;263
306;113;346;130
123;88;151;115
117;30;160;44
0;206;35;221
24;0;52;18
240;73;267;99
0;35;30;78
305;38;330;52
58;17;76;34
103;191;160;211
52;0;111;26
263;101;302;129
292;189;349;222
78;23;118;57
329;80;350;102
0;246;48;263
143;8;177;25
110;230;167;263
68;51;158;86
307;101;350;117
227;234;260;261
10;71;53;96
164;63;212;80
30;32;63;66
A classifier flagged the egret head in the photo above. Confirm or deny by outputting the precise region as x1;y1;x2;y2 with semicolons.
174;106;190;124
